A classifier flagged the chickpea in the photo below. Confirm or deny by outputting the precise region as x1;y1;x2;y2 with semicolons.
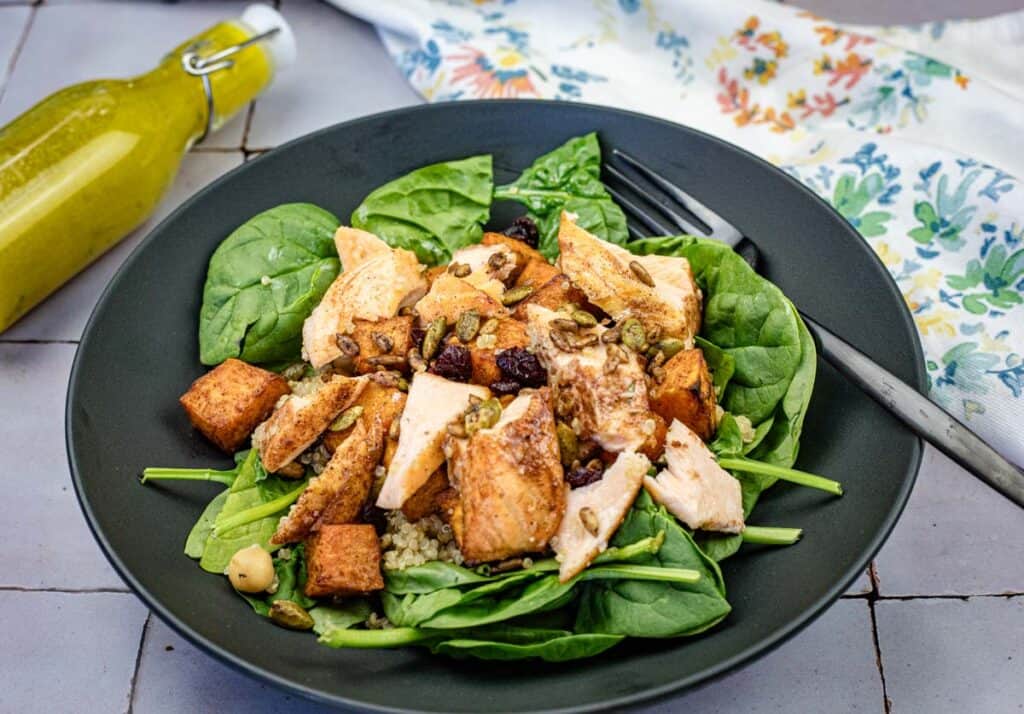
227;545;275;593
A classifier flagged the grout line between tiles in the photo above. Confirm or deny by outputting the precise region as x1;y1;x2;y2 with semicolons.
867;562;892;714
0;3;37;107
126;613;152;714
0;338;79;344
0;585;132;593
240;99;256;151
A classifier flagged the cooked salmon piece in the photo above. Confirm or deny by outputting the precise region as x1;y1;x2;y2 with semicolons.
334;226;394;272
650;348;718;441
526;305;652;453
304;524;384;597
448;243;520;300
302;231;426;368
375;373;490;510
271;383;405;544
413;273;506;327
443;317;530;387
644;420;744;533
557;213;701;344
179;359;290;453
552;451;649;582
254;375;366;473
446;388;566;563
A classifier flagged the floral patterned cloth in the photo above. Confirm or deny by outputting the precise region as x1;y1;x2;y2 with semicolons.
329;0;1024;466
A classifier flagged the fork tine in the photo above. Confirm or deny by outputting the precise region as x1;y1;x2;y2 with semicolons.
627;223;646;241
612;149;744;247
602;183;674;236
604;163;709;236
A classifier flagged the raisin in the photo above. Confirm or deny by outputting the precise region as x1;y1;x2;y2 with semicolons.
490;379;521;395
361;504;388;536
411;325;426;351
502;216;540;249
430;344;472;382
566;462;604;489
496;347;547;387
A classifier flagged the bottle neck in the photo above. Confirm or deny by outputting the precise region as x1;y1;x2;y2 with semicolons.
139;20;275;147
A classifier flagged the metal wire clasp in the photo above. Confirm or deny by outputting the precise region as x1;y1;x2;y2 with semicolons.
180;27;280;144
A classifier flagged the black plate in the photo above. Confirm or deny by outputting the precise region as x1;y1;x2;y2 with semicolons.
67;101;924;713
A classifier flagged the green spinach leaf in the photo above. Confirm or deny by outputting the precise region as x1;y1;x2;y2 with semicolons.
432;631;623;662
494;133;628;259
199;203;340;365
184;490;229;559
199;450;307;573
351;155;493;265
310;599;372;636
695;336;736;400
575;491;730;637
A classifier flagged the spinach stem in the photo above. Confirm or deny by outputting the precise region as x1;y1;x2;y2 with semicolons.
593;532;666;565
493;185;573;202
318;627;436;649
213;483;307;536
718;457;843;496
141;467;236;487
742;526;803;545
579;565;700;585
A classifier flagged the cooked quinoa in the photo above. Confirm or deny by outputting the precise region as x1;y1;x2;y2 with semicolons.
381;511;463;570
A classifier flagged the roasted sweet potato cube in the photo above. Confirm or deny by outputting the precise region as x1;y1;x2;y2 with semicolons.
639;411;669;462
415;273;506;327
513;257;560;290
179;359;289;453
401;467;449;522
512;274;588;319
444;317;529;386
304;524;384;597
481;232;547;284
436;488;463;546
424;265;447;286
350;315;414;374
650;348;718;441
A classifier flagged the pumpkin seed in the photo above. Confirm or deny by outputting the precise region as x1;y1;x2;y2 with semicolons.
629;260;656;287
555;390;574;419
475;333;497;349
456;310;481;343
329;405;364;432
571;310;598;327
556;422;579;467
408;348;426;373
269;600;314;630
501;285;533;306
572;333;599;349
656;338;686;361
335;333;360;357
449;262;471;278
487;251;508;271
601;324;622;344
422;317;447;360
372;331;394;353
281;363;307;381
367;354;406;368
646;324;662;344
550;318;579;332
579;507;600;536
651;365;667;384
620;318;646;351
465;398;502;436
479;318;499;335
549;328;576;352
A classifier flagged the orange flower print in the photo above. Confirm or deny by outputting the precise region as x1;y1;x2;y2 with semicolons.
787;89;807;110
814;24;875;51
757;30;789;59
955;74;970;89
448;47;538;99
814;52;871;90
735;16;760;49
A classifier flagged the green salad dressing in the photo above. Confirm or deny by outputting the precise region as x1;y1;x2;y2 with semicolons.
0;14;282;331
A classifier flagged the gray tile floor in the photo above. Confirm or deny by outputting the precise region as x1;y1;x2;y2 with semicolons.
0;1;1021;712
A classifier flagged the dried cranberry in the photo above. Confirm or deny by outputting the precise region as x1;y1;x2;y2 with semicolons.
411;325;426;351
496;347;546;388
490;379;521;395
502;216;540;249
566;463;604;489
361;504;388;535
430;344;472;382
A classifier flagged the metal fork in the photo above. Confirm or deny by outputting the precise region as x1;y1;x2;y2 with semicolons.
604;148;1024;508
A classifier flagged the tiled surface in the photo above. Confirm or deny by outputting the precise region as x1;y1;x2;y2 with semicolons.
1;1;1021;713
876;597;1024;712
0;592;148;713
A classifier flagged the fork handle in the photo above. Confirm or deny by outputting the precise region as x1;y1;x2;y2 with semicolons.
800;314;1024;508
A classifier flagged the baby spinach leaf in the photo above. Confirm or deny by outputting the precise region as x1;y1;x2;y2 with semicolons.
432;632;623;662
199;451;307;573
575;491;730;638
199;203;341;365
239;543;316;616
184;490;229;559
310;599;372;635
695;336;736;400
351;155;493;265
494;132;628;259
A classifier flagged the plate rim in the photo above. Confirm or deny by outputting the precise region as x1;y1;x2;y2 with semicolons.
66;99;925;713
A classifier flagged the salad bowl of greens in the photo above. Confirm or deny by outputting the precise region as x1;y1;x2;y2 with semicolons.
67;101;923;713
